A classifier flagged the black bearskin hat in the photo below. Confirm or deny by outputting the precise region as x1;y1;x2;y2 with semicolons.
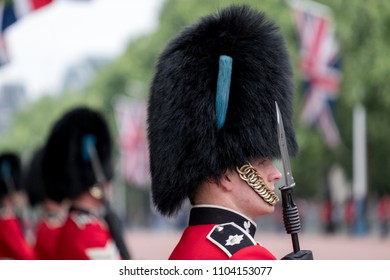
0;152;22;199
148;5;298;216
42;107;113;200
23;148;47;207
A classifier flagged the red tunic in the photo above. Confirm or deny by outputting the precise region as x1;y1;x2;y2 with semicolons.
54;210;120;260
169;206;277;260
0;210;36;260
34;215;64;260
170;224;276;260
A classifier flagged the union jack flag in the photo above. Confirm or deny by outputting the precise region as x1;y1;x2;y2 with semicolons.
289;0;342;149
0;0;53;66
0;1;16;66
114;96;150;188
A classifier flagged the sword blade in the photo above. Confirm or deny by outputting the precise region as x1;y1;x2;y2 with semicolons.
275;101;295;189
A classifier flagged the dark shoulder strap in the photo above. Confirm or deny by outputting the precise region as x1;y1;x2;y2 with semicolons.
207;222;256;257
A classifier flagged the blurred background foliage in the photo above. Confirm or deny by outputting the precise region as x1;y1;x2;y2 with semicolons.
1;0;390;200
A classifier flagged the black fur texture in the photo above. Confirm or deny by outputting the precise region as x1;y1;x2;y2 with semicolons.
0;153;22;199
23;148;46;206
148;5;298;216
42;107;113;200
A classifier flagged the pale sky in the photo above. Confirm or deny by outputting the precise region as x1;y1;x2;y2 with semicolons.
0;0;163;101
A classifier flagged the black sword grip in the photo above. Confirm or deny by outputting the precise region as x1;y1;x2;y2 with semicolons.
280;186;301;253
281;186;301;234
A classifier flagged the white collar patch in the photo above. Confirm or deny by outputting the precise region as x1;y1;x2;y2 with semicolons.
225;234;244;246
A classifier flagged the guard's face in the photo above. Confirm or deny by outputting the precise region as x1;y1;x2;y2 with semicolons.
231;158;282;219
12;191;27;208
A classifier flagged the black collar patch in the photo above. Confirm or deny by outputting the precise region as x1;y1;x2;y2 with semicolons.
207;222;257;257
69;205;105;218
189;206;257;237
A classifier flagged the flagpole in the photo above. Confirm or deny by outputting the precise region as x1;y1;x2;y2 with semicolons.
353;104;368;235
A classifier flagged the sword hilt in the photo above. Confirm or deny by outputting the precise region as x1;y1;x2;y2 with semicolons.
280;186;301;253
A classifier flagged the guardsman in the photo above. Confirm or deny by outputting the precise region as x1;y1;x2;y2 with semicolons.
0;152;35;259
147;5;312;260
42;107;130;260
24;147;68;259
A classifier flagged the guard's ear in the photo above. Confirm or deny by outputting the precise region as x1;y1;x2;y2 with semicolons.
218;169;235;191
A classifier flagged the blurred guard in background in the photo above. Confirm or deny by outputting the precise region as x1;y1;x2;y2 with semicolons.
42;107;130;260
148;5;312;259
24;147;69;259
377;195;390;238
0;153;35;259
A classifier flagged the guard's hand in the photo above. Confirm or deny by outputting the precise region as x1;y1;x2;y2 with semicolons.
281;250;314;260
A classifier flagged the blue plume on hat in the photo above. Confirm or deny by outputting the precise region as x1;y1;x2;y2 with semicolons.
215;55;233;130
0;153;22;198
81;134;97;162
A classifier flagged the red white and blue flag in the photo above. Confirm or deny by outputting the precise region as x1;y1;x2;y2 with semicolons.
15;0;53;16
289;0;342;149
114;96;151;188
0;0;53;66
1;1;16;65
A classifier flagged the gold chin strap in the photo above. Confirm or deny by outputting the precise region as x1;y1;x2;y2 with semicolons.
89;185;104;200
236;163;279;206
